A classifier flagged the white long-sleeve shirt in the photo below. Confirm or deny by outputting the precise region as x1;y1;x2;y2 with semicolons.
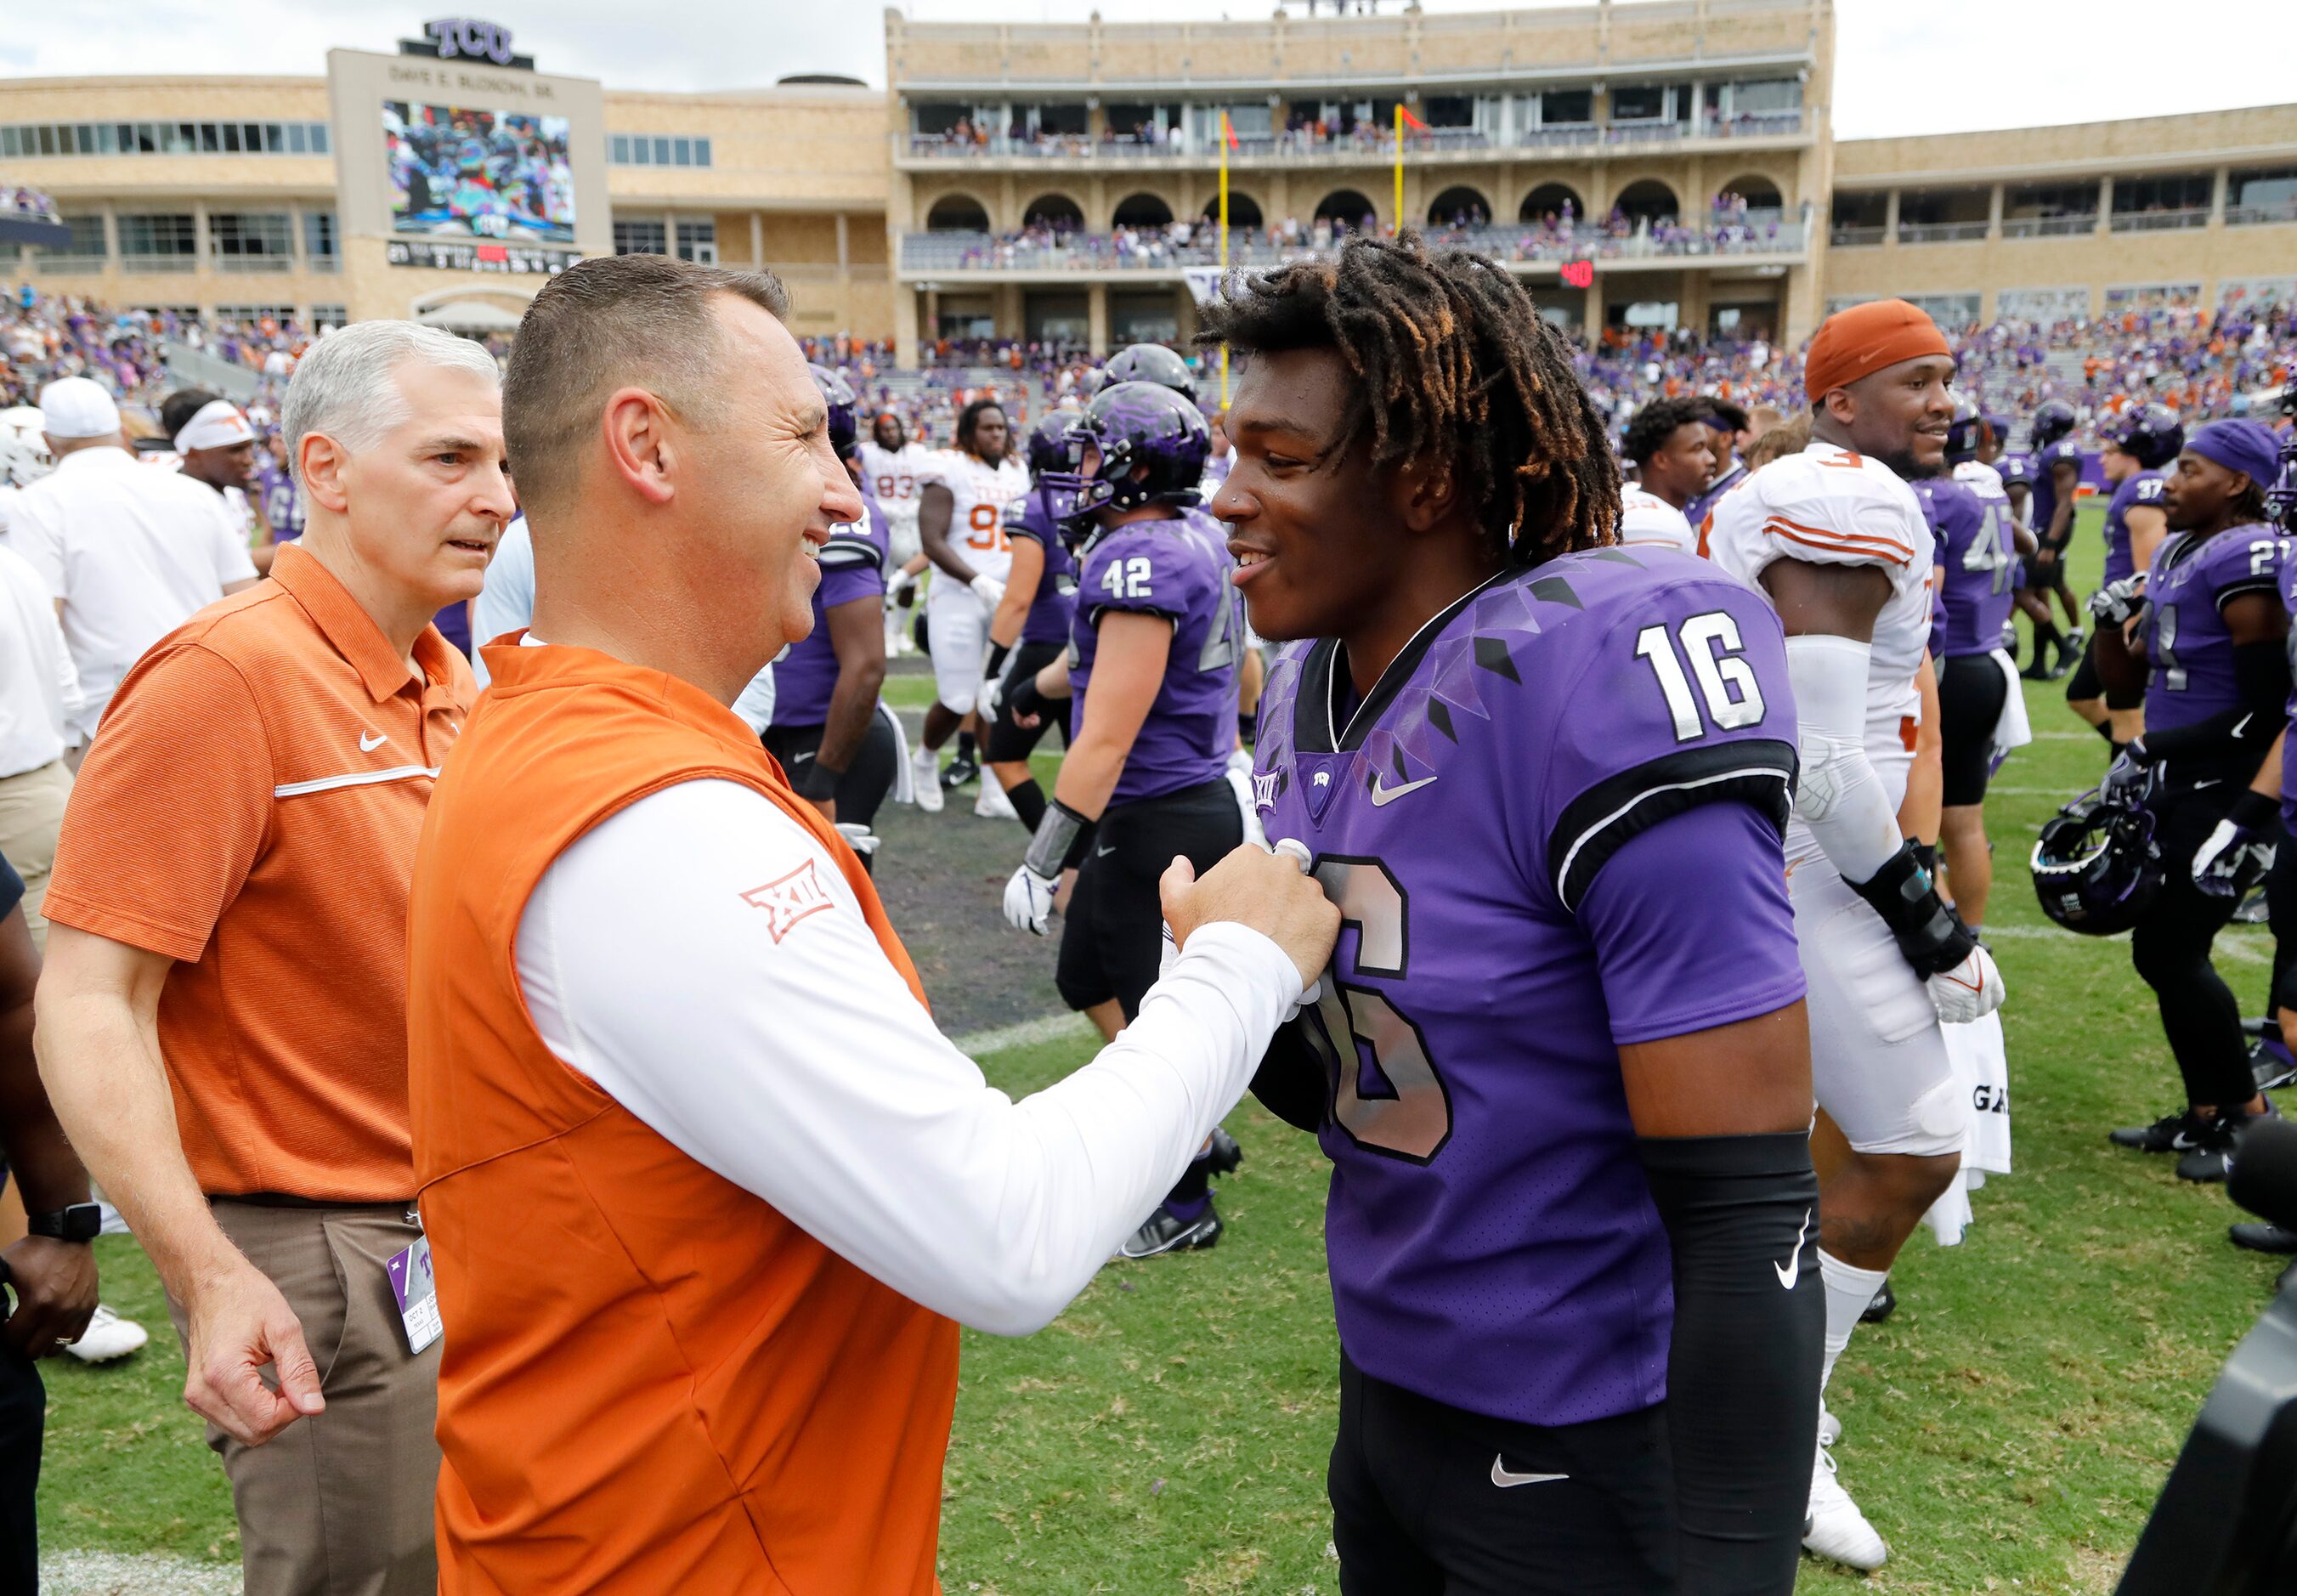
0;543;82;776
514;777;1301;1335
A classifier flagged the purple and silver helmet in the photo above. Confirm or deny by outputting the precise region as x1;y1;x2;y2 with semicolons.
808;364;857;458
1944;398;1988;464
1088;343;1198;404
2028;399;2079;451
2269;426;2297;535
1042;381;1209;533
2031;790;2163;936
2098;402;2184;470
1024;409;1081;477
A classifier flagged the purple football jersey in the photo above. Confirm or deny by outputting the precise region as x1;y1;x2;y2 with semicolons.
771;496;890;727
255;465;302;540
1069;511;1242;806
1920;477;2018;656
2030;438;2085;540
1002;488;1079;648
2140;522;2287;734
1253;548;1805;1426
2102;470;2169;586
1682;458;1747;531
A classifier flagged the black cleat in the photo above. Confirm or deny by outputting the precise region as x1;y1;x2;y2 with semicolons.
1859;1280;1897;1323
2109;1109;2212;1153
2230;1221;2297;1255
2176;1101;2282;1184
1117;1203;1222;1259
2252;1036;2297;1093
939;751;979;790
1206;1125;1243;1175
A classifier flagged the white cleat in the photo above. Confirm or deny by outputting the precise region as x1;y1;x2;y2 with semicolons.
1819;1401;1841;1448
65;1304;150;1364
974;779;1016;820
1803;1438;1887;1571
910;747;944;812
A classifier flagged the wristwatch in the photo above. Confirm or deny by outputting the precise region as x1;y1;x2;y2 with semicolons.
25;1204;101;1243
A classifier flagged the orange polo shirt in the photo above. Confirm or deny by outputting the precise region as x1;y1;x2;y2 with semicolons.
45;542;473;1201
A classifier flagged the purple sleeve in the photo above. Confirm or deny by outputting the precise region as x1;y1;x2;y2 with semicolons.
2207;526;2285;609
1576;800;1808;1046
818;559;884;612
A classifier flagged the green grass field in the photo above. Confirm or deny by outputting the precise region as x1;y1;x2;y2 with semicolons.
39;503;2293;1592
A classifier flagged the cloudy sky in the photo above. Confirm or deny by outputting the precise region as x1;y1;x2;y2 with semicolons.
2;1;2282;140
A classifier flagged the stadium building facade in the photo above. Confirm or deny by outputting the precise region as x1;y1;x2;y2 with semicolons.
0;1;2292;361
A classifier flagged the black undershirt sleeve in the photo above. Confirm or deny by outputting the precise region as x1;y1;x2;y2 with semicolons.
1638;1130;1825;1594
1248;1018;1328;1135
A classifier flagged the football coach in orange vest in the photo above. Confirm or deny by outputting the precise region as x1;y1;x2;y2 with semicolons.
405;253;1338;1592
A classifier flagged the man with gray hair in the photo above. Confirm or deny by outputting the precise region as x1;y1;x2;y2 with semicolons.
37;320;510;1595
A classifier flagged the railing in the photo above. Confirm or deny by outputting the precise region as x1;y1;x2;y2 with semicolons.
117;253;196;273
2109;207;2211;233
213;254;292;274
902;110;1803;161
2000;213;2097;239
1829;224;1886;246
1897;220;1990;243
2226;202;2297;227
900;220;1808;274
27;252;105;274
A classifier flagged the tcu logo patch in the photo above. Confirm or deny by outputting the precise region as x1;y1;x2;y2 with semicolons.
739;858;835;943
1252;769;1281;811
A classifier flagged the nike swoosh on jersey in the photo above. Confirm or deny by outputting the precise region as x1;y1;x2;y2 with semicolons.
1490;1456;1570;1489
1369;774;1438;806
1774;1208;1812;1290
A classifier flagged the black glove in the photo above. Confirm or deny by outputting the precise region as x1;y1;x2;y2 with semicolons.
1847;839;1979;980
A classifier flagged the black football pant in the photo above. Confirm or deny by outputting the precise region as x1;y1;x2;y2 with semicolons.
2130;785;2254;1109
2265;822;2297;1018
1055;779;1242;1020
0;1347;40;1590
1330;1352;1674;1596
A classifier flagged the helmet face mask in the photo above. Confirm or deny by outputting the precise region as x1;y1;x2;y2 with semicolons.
1038;382;1209;537
2030;790;2164;936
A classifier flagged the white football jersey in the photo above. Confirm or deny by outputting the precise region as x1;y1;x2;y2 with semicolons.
857;440;928;512
918;450;1028;583
1617;487;1696;555
1706;440;1937;857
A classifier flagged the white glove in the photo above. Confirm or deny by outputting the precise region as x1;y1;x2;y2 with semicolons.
2088;574;2144;626
1925;942;2006;1023
970;574;1007;609
2192;815;2277;897
980;671;1006;724
1003;862;1059;935
891;569;919;606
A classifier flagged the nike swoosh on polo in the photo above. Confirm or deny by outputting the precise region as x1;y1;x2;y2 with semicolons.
359;731;388;752
1369;774;1438;807
1491;1456;1570;1489
1774;1208;1812;1290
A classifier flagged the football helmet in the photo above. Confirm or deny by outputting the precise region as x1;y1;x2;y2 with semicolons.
2270;436;2297;536
2028;399;2079;452
1042;382;1209;533
0;405;50;488
1093;343;1197;404
807;364;857;458
1944;398;1987;464
2099;403;2184;470
1022;410;1078;478
2031;790;2164;936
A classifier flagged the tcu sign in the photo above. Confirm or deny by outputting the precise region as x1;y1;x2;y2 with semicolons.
424;18;516;65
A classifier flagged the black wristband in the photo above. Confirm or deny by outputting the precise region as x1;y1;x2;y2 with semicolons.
1009;676;1050;725
791;756;841;802
2231;788;2283;830
1849;838;1978;977
985;641;1011;681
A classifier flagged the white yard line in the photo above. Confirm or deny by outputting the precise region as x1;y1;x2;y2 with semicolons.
950;1010;1095;1056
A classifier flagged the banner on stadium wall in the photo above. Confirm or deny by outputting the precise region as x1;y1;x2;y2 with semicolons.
386;240;580;274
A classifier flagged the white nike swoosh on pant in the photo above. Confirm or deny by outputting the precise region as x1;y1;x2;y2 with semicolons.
1774;1208;1812;1290
1491;1456;1570;1489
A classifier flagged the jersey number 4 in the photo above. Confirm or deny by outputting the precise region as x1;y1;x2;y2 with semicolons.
1298;857;1452;1163
1633;611;1768;743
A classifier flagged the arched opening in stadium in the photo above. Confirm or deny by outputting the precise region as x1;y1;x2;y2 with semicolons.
925;194;990;233
1315;189;1378;230
1716;174;1785;218
1519;183;1584;224
1614;179;1680;228
1202;192;1264;230
1021;193;1086;233
1425;186;1491;227
1112;192;1174;229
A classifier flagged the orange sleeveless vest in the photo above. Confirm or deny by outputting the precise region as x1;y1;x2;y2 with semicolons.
407;640;958;1594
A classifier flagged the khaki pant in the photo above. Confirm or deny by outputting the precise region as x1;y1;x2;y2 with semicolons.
167;1201;440;1596
0;759;70;949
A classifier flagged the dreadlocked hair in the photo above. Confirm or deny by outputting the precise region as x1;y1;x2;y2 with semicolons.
1195;231;1619;567
955;397;1005;457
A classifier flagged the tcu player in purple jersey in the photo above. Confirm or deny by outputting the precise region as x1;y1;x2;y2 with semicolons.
2017;399;2088;676
999;382;1252;1256
2094;420;2294;1180
1201;236;1821;1593
1922;403;2029;932
2068;405;2181;754
764;365;897;855
979;412;1082;833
